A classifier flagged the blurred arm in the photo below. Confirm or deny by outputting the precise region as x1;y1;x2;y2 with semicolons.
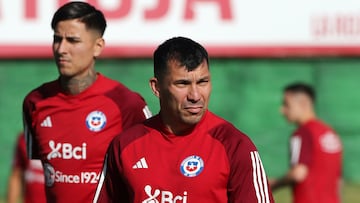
270;163;308;191
6;167;23;203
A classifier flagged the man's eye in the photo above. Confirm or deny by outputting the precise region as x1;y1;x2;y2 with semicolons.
67;38;79;43
175;83;187;87
196;79;209;86
175;80;190;86
198;80;209;85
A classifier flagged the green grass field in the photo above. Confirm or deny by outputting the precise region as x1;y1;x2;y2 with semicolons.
273;182;360;203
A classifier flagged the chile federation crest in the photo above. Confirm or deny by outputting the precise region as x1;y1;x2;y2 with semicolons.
86;111;107;132
180;155;204;177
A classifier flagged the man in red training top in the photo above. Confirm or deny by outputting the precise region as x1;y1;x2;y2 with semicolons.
6;132;46;203
22;2;151;202
270;82;342;203
95;37;274;203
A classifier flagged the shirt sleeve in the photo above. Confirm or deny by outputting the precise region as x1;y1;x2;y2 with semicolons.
290;130;312;166
23;97;40;159
227;137;274;203
95;137;131;203
116;92;152;131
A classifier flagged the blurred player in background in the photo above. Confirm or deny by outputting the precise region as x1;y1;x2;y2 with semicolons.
270;82;343;203
95;36;274;203
6;132;46;203
22;2;151;202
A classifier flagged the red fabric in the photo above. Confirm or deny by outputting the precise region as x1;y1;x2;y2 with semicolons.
23;73;149;203
98;111;274;203
291;119;342;203
13;133;46;203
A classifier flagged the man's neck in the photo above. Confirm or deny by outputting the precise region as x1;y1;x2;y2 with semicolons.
60;71;97;95
160;113;196;136
297;111;316;126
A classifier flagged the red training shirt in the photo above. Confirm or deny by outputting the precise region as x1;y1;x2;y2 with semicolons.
96;111;274;203
23;73;151;203
290;119;342;203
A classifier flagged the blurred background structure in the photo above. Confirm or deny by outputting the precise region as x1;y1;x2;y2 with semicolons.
1;0;360;202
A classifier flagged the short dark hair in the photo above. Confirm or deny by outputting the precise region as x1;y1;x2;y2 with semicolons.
51;1;107;36
284;82;316;102
153;36;209;80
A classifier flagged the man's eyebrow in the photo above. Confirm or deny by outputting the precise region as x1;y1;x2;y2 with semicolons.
65;35;81;39
174;79;191;84
199;75;210;80
196;75;210;82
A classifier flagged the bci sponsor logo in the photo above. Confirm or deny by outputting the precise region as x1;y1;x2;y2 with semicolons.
142;185;187;203
47;140;86;160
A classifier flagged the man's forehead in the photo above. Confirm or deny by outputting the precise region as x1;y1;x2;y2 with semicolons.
170;66;209;78
284;91;309;101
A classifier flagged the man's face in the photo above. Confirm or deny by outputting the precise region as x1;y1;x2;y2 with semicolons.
52;19;103;78
155;59;212;128
281;92;304;123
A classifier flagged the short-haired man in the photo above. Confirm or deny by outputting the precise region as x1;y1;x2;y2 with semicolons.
23;2;151;202
95;37;274;203
270;82;343;203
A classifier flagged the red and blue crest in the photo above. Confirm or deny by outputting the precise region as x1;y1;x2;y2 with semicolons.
86;111;107;132
180;155;204;177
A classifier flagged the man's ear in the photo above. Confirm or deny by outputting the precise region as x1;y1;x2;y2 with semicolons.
94;37;105;58
149;77;160;98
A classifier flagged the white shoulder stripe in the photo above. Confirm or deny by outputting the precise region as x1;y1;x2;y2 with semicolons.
250;152;261;202
255;152;265;203
290;136;302;165
93;154;108;203
142;105;152;119
250;151;270;203
256;152;270;203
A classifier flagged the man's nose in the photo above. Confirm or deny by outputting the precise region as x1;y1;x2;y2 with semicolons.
187;85;200;102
